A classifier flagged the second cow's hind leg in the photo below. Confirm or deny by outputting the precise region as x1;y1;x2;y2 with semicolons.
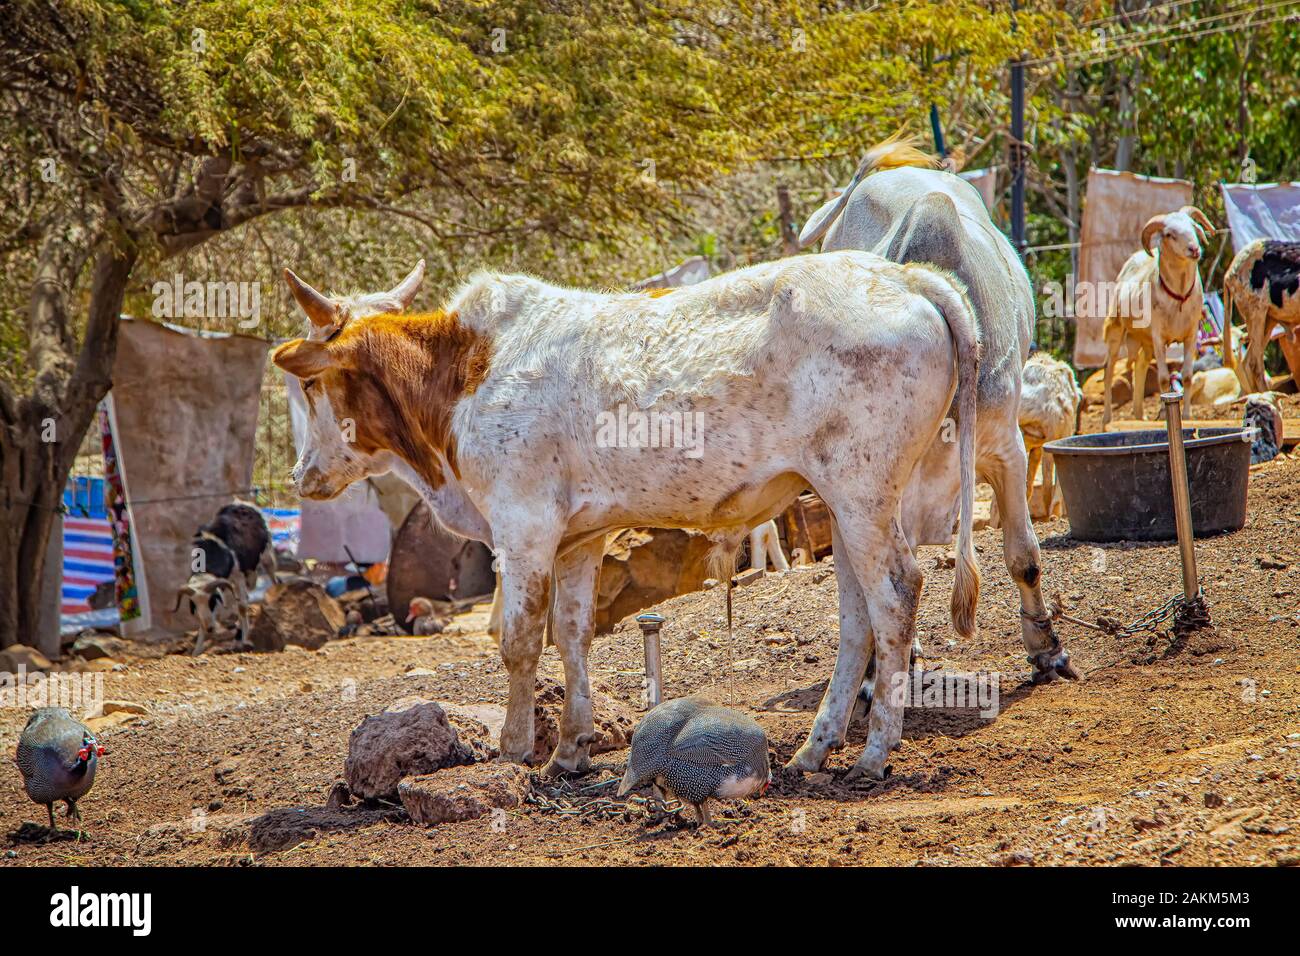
787;519;874;772
981;422;1080;684
843;521;923;781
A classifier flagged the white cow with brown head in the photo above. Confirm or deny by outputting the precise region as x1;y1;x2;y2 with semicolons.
275;252;981;781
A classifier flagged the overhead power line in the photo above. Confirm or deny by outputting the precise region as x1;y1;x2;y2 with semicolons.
1020;0;1300;69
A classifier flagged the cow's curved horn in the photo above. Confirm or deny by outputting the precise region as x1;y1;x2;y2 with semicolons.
1141;216;1166;257
1181;205;1215;243
284;268;339;328
387;259;426;309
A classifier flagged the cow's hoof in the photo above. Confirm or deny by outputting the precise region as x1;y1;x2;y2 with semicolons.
844;758;888;783
785;744;829;774
540;752;589;779
495;750;533;767
1030;647;1081;684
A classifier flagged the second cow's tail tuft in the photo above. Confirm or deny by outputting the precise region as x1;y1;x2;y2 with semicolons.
903;266;981;639
798;133;941;250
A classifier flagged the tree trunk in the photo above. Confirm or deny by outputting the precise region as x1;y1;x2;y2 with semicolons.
0;243;137;648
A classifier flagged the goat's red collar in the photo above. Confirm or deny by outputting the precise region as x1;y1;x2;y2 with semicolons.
1158;261;1196;304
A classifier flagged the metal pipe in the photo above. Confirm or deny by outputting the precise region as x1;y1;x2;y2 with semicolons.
636;613;664;708
1162;392;1199;599
1010;0;1026;259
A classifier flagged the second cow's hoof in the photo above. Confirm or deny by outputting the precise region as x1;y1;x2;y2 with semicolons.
844;759;889;783
1030;647;1081;684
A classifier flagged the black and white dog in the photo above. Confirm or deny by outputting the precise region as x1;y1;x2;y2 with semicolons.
176;502;279;653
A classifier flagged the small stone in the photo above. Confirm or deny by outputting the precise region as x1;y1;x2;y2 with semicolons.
806;772;833;786
0;645;52;674
326;781;353;809
344;700;487;801
70;634;125;661
1204;791;1224;808
399;763;530;826
100;700;150;716
85;711;139;732
988;849;1034;866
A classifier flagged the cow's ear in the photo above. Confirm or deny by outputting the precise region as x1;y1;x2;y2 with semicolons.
273;338;335;379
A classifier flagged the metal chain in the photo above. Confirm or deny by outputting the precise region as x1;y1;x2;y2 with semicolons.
1095;591;1209;639
526;777;682;825
1053;590;1211;640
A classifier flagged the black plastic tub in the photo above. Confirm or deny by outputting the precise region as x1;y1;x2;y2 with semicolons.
1044;427;1254;543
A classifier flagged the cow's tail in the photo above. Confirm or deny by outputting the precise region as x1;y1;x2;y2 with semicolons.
904;265;981;639
798;133;942;250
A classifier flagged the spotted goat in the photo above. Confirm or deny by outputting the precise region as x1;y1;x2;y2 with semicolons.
1222;239;1300;394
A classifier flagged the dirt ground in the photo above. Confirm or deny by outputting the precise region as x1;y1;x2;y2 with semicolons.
3;431;1299;867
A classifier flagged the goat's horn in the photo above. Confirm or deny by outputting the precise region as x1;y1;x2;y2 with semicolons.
1181;206;1215;237
1141;216;1166;257
387;259;426;309
284;268;339;328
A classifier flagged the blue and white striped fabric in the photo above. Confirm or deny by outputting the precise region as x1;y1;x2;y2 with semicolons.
61;514;116;616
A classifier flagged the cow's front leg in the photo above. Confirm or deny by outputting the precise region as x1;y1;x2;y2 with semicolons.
497;550;558;763
789;520;874;773
541;537;605;778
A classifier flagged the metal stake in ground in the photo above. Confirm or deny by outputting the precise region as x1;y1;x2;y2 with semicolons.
636;613;664;709
1162;393;1199;599
1162;392;1211;634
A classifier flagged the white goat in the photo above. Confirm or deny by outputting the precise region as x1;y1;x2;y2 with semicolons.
1018;352;1081;519
1102;206;1215;426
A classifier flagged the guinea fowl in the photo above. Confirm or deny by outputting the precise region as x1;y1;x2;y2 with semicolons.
14;708;103;831
618;696;770;826
405;597;448;635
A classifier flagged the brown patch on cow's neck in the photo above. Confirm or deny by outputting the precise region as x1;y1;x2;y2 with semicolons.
323;310;493;489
